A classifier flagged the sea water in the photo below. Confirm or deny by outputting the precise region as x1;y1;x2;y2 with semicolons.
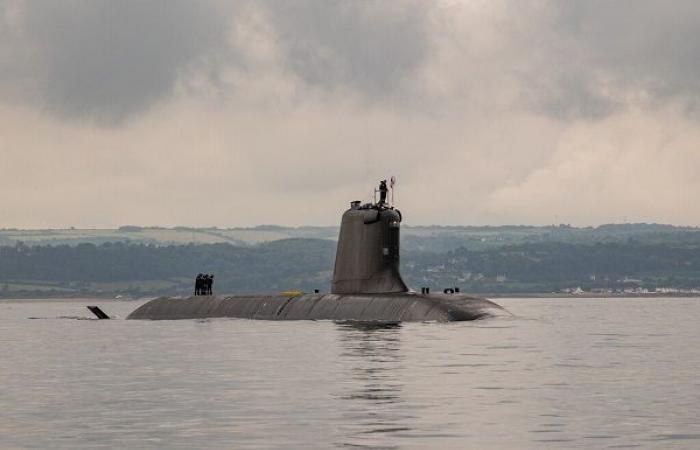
1;297;699;449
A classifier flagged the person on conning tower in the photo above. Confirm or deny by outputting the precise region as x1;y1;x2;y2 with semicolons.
379;179;388;205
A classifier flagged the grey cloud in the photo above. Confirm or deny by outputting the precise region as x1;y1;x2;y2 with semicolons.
519;0;700;119
1;0;434;122
4;0;700;125
261;1;432;95
3;0;231;123
519;68;621;121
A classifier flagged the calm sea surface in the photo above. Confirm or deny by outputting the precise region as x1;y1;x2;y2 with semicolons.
1;297;700;449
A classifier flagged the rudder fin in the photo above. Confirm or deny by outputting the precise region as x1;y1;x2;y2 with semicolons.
87;305;110;320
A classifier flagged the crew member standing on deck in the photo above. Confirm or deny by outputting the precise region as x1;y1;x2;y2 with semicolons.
195;274;203;296
207;274;214;295
201;274;208;295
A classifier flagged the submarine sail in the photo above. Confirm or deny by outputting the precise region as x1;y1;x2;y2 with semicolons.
127;181;505;321
332;202;407;294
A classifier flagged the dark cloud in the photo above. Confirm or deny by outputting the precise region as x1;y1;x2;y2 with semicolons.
520;0;700;119
1;1;433;122
262;0;432;95
3;0;700;124
3;0;231;123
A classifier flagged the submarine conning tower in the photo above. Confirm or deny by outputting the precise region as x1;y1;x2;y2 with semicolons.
331;182;408;294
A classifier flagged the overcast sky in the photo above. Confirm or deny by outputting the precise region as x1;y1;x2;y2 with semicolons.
2;0;700;228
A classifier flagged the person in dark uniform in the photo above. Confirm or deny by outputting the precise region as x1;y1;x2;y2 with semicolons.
201;274;208;295
379;180;388;204
207;274;214;295
195;274;203;296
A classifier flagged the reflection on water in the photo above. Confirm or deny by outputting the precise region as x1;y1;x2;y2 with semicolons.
334;322;407;449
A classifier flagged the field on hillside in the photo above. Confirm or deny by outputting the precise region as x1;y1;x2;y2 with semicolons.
0;226;337;247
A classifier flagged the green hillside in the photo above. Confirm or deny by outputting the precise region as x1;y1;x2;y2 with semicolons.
2;223;700;298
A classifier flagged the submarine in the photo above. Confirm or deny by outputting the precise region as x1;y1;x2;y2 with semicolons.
127;181;506;322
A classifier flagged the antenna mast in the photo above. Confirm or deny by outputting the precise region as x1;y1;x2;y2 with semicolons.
390;175;396;207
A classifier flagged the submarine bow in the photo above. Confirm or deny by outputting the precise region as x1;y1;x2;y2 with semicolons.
127;182;505;321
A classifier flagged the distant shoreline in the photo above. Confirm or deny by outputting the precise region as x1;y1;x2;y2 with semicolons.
485;292;700;299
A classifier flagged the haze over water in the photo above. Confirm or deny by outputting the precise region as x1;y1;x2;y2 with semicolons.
1;297;699;449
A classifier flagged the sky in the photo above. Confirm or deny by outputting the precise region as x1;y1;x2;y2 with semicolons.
2;0;700;228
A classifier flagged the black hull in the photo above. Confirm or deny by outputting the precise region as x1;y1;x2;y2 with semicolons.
126;292;506;322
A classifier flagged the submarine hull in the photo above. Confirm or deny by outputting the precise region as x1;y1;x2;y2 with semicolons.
126;293;505;322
